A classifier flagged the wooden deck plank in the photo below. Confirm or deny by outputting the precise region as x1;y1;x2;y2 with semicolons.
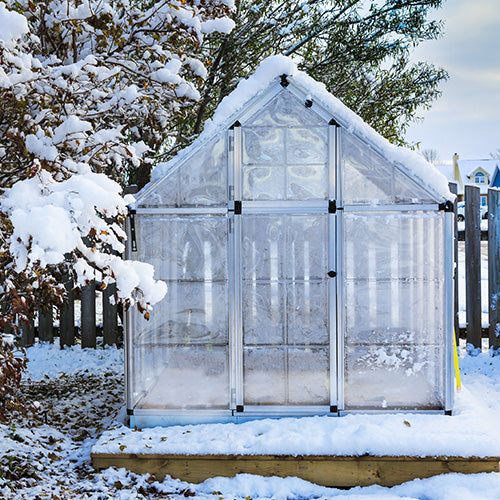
91;453;500;487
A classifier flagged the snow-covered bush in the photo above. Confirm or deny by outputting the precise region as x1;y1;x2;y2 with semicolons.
0;0;234;330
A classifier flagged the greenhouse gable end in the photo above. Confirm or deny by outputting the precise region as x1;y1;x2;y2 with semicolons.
125;56;454;428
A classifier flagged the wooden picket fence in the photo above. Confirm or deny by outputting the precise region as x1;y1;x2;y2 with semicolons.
456;183;500;350
18;281;121;348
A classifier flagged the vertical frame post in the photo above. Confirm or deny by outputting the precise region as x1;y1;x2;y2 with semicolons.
231;125;244;408
335;125;345;411
124;214;134;413
328;122;338;409
444;211;454;412
448;182;460;343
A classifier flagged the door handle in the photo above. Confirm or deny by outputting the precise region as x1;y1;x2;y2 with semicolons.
327;270;337;278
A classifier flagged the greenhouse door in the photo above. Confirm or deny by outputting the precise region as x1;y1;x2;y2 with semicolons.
230;112;338;415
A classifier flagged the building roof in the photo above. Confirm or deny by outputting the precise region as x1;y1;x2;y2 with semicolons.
135;55;453;207
435;158;500;195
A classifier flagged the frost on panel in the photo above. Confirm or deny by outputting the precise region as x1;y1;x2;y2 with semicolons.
288;348;329;405
287;283;328;345
245;90;324;127
286;215;327;280
137;170;179;207
342;130;393;205
243;216;284;280
244;347;286;405
138;345;229;409
243;283;285;345
344;345;444;409
243;128;286;165
243;166;286;200
157;216;228;282
180;135;227;206
287;165;328;200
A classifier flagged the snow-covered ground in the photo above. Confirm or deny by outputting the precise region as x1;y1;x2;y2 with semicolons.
1;342;500;499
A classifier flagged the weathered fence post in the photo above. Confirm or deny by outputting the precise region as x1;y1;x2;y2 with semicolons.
488;188;500;352
449;182;459;342
38;310;53;343
465;185;482;350
103;283;118;346
20;319;35;347
81;281;97;348
59;275;75;348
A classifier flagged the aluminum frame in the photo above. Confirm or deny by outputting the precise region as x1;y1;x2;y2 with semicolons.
444;211;455;411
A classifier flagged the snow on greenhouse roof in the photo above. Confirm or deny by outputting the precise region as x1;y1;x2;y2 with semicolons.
137;55;452;203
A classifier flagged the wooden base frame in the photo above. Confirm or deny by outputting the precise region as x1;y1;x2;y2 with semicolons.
91;453;499;488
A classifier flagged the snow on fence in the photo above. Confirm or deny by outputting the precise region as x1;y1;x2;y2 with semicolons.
16;183;500;351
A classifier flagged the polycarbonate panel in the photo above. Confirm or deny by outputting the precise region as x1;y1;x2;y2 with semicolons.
393;168;437;204
131;213;229;410
136;215;227;281
243;215;284;280
287;165;328;200
243;128;286;165
138;135;227;208
344;212;444;280
344;344;444;409
245;90;324;127
137;170;179;207
244;347;286;404
342;130;393;205
180;136;227;206
286;127;328;164
243;166;285;200
287;348;329;405
242;213;330;407
286;215;327;279
136;345;229;409
287;282;328;345
343;210;446;410
344;280;444;345
243;282;285;345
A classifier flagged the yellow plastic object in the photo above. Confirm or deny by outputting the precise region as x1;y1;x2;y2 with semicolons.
453;330;462;391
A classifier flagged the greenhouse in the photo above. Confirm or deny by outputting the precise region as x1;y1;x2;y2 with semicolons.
125;57;455;428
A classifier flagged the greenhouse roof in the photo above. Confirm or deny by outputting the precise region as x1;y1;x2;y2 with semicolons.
135;55;453;206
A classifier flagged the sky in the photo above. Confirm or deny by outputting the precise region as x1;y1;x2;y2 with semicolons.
404;0;500;162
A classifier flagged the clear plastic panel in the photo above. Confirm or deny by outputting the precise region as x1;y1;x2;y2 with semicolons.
243;215;284;280
287;165;328;200
243;282;285;345
137;170;179;208
342;130;393;205
344;344;444;409
243;166;285;200
138;136;227;208
243;128;286;165
286;127;328;164
343;210;446;410
344;280;444;345
287;348;329;405
180;135;227;206
244;347;286;405
344;212;444;280
286;215;327;280
393;167;437;204
131;213;229;410
242;213;330;407
136;345;229;409
245;90;325;127
287;282;328;345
